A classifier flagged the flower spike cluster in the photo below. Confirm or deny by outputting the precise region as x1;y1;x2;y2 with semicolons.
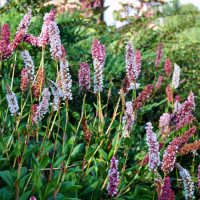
0;24;12;59
161;126;196;175
133;84;154;110
107;157;120;197
78;62;91;91
176;163;194;200
91;39;106;93
5;84;19;116
32;88;50;124
145;122;160;171
173;92;195;131
17;9;32;33
122;101;135;137
125;42;141;83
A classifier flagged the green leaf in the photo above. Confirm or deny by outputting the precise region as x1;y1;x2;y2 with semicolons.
0;171;14;189
71;143;84;158
19;190;32;200
99;149;107;160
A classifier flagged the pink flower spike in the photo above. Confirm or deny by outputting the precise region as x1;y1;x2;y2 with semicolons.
78;62;91;91
156;75;163;90
48;21;62;60
155;43;163;68
107;157;120;197
91;39;106;93
30;196;37;200
145;122;160;171
20;68;29;93
17;9;32;33
32;88;50;124
164;59;172;77
198;164;200;191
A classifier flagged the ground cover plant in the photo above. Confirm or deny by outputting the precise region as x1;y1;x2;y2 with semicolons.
0;6;199;200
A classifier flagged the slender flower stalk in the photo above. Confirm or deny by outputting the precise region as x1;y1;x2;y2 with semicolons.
91;39;106;93
78;62;91;91
21;50;34;81
107;157;120;197
32;88;50;124
5;83;19;116
161;127;196;175
176;163;194;200
122;101;135;137
172;64;181;89
145;122;160;171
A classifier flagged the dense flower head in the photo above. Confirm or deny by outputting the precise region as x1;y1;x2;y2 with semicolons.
166;85;173;103
38;10;56;47
5;83;19;116
0;23;12;59
91;39;106;93
156;75;163;90
32;88;50;124
174;92;195;131
164;59;172;77
24;34;39;46
32;68;45;99
107;157;120;197
49;80;63;111
198;164;200;191
21;50;34;81
176;163;194;200
133;84;154;110
17;9;32;33
30;196;36;200
91;39;106;65
172;63;181;89
161;126;196;175
145;122;160;171
11;30;25;51
78;62;91;91
159;113;171;135
20;68;29;93
155;43;163;68
135;50;141;78
125;42;136;82
122;101;135;137
48;21;62;60
59;58;73;101
158;176;174;200
179;140;200;155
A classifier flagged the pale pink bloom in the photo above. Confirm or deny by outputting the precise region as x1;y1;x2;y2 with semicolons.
17;9;32;33
5;84;19;116
172;64;180;89
145;122;160;171
32;88;50;124
107;157;120;197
